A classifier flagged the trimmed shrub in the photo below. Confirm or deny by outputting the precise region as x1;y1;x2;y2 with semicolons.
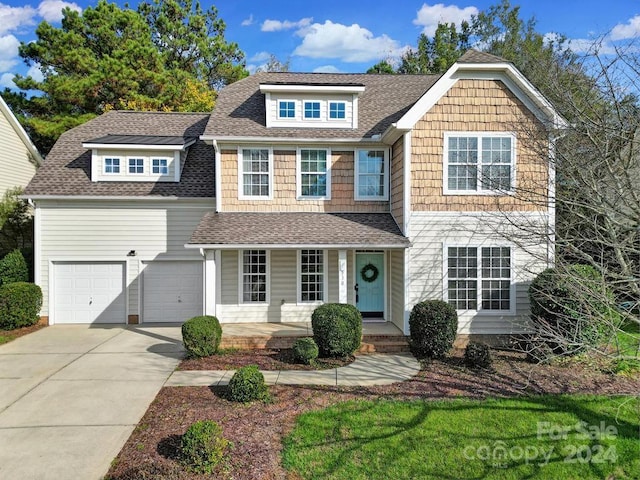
0;249;28;286
529;264;617;355
227;365;269;403
0;282;42;329
292;337;319;365
409;300;458;358
181;420;230;474
181;315;222;358
311;303;362;358
464;342;492;368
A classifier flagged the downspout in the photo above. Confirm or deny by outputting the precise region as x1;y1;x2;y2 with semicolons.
213;139;222;213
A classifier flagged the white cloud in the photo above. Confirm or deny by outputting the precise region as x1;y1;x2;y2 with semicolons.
250;51;272;62
413;3;478;37
293;20;405;63
37;0;81;23
26;63;44;82
0;34;20;72
0;72;16;88
0;4;37;35
241;14;254;27
313;65;341;73
262;17;313;32
611;15;640;41
568;38;617;55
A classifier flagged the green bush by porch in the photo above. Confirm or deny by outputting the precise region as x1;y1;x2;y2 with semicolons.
181;315;222;358
311;303;362;358
0;282;42;329
409;300;458;358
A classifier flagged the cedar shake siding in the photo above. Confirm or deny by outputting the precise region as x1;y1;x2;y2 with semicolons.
411;79;548;212
390;136;404;231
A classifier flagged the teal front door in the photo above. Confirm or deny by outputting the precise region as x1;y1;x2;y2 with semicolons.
355;252;384;318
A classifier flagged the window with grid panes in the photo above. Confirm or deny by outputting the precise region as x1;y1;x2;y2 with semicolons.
356;150;387;199
128;158;144;174
300;250;324;302
299;149;328;198
241;149;270;197
242;250;267;302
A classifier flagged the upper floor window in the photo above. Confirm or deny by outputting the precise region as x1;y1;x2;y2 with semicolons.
240;148;272;198
298;149;330;199
355;149;388;200
304;101;321;119
278;101;295;118
152;158;168;175
128;158;144;174
329;102;345;119
444;133;515;194
104;157;120;174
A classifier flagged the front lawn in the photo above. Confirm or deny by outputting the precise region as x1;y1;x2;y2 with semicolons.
282;395;640;480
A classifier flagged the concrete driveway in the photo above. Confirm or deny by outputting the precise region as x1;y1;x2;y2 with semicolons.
0;324;184;480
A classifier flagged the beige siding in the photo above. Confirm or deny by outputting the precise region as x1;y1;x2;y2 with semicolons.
37;199;212;316
411;79;548;212
220;149;388;212
390;136;404;233
389;250;405;331
0;109;37;196
408;211;550;334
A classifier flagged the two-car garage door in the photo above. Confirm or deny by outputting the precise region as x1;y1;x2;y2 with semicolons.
53;261;203;324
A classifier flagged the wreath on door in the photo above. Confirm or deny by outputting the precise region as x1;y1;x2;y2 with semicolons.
360;263;379;283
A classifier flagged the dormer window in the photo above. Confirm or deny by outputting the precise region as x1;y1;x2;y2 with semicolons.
304;101;321;119
278;101;295;118
104;158;120;174
152;158;169;175
329;102;345;119
128;158;144;174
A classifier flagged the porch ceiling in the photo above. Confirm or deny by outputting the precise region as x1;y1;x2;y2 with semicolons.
188;212;409;248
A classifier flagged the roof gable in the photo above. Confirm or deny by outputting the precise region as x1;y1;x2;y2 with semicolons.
0;95;42;166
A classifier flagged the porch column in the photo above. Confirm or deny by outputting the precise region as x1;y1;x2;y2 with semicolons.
338;250;347;303
204;250;216;316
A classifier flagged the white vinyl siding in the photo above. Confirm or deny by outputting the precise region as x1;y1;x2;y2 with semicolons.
0;107;38;197
389;250;405;332
94;150;178;182
264;93;356;129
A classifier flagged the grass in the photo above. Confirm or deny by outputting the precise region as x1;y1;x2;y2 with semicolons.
282;395;640;480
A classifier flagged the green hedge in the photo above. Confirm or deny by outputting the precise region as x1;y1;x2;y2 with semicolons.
311;303;362;358
227;365;269;403
181;420;230;474
0;249;28;286
181;315;222;358
0;282;42;329
292;337;319;365
409;300;458;358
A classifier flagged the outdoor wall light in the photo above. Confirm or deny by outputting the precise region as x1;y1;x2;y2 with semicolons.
127;250;137;257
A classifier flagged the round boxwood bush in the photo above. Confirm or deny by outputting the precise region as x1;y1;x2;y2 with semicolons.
409;300;458;358
227;365;269;403
292;337;319;365
181;315;222;358
181;420;230;474
311;303;362;358
0;249;28;286
464;341;492;368
0;282;42;329
529;264;617;355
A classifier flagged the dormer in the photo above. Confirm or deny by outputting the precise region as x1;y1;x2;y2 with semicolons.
82;135;196;183
259;82;365;129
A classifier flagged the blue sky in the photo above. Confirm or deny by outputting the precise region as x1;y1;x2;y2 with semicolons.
1;0;639;88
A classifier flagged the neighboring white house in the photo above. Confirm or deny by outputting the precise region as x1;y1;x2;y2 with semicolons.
0;95;42;197
24;50;567;337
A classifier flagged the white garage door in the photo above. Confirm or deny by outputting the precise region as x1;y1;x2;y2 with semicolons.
54;262;126;324
142;261;203;323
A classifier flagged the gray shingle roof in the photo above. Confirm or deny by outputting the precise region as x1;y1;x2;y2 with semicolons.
457;49;508;64
84;134;196;146
189;212;409;247
24;111;214;197
204;72;441;140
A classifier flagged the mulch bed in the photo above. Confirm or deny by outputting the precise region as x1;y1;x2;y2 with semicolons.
179;348;353;371
106;349;640;480
0;323;47;344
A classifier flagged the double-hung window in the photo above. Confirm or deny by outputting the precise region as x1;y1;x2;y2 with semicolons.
104;157;120;174
278;100;295;118
241;250;268;303
446;246;513;312
299;249;325;303
128;158;144;174
240;148;271;198
152;158;168;175
303;101;321;119
329;102;345;119
298;149;330;199
445;133;515;193
355;150;388;200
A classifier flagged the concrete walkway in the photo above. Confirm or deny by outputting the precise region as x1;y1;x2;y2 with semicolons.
167;353;420;387
0;325;184;480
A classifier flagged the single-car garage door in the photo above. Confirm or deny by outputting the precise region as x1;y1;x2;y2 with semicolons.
54;262;126;324
142;261;203;323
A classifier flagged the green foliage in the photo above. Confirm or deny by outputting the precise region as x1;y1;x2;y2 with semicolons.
0;282;42;329
311;303;362;358
529;265;618;355
181;315;222;358
180;420;230;474
409;300;458;358
227;365;269;403
464;342;492;368
0;187;33;258
5;0;247;154
398;23;471;74
0;249;28;286
367;60;395;74
292;337;319;365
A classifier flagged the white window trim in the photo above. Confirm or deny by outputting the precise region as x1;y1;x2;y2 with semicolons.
328;101;346;120
354;149;390;201
237;146;274;200
277;99;296;120
296;147;332;200
443;132;517;196
303;100;323;121
297;249;328;305
103;157;121;175
127;156;145;175
151;157;169;175
442;243;516;316
238;249;270;305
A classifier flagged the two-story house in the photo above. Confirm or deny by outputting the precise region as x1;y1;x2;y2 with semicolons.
24;50;566;338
